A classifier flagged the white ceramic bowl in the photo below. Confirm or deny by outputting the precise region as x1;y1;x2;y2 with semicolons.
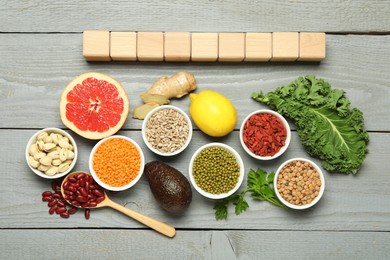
240;109;291;160
89;135;145;191
274;158;325;210
25;127;78;179
189;143;245;200
142;105;193;156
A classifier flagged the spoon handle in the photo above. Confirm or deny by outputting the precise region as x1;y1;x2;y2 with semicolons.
106;199;176;238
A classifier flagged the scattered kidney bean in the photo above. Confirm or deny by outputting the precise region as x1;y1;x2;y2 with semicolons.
85;209;90;219
242;113;287;157
60;212;70;218
41;177;101;220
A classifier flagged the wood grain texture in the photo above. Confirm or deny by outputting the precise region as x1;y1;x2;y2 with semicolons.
1;230;390;259
0;34;389;131
0;130;388;230
0;1;389;32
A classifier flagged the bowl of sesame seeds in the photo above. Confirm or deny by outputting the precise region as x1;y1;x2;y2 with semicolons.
274;158;325;210
142;105;193;156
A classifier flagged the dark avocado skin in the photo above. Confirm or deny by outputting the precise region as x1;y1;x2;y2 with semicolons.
144;161;192;214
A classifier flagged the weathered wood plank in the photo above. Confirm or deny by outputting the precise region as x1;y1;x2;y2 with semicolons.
0;130;388;231
0;1;389;32
1;230;390;259
0;34;389;131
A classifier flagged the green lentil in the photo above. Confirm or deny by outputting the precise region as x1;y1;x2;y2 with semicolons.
193;147;240;194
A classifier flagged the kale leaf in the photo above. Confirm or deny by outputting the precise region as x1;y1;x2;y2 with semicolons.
252;75;369;174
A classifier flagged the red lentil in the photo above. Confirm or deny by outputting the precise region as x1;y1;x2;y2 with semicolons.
242;113;287;157
93;138;141;187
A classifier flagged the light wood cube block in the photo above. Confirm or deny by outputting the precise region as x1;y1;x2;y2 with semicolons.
271;32;299;62
83;30;111;61
137;32;164;61
164;32;191;62
110;32;137;61
218;33;245;62
191;33;218;62
298;32;326;61
245;33;272;62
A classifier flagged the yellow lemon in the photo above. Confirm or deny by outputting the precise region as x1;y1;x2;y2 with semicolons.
189;90;237;137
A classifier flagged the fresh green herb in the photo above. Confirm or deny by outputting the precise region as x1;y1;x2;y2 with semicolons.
252;75;369;174
214;168;285;220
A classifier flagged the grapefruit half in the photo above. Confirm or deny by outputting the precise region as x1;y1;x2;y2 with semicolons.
60;72;129;140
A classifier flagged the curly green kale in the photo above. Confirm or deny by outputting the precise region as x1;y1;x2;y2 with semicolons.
252;75;369;174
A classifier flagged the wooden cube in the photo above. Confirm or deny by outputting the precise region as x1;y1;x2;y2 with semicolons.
110;32;137;61
83;30;111;61
298;32;326;61
137;32;164;61
191;33;218;62
218;33;245;62
271;32;299;62
245;33;272;62
164;32;191;62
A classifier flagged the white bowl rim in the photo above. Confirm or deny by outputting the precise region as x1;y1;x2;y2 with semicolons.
142;105;193;156
274;157;326;210
189;142;245;200
25;127;78;179
239;109;291;160
89;135;145;191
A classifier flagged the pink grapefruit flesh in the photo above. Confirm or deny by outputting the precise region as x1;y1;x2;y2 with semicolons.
60;72;129;140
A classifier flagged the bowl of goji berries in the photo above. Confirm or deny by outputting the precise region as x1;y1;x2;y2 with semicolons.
239;109;291;160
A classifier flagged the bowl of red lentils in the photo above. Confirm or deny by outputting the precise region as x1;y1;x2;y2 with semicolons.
142;105;193;156
189;143;245;200
239;109;291;160
89;135;145;191
274;158;325;210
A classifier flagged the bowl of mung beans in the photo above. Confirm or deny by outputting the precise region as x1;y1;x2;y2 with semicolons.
274;158;325;210
142;105;193;156
89;135;145;191
189;143;245;200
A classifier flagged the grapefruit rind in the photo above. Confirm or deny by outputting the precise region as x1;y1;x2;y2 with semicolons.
60;72;129;140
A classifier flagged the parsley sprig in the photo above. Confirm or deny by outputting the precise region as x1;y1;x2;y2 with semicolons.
214;168;286;220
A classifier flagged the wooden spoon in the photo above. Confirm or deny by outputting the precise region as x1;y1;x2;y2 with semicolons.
61;171;176;238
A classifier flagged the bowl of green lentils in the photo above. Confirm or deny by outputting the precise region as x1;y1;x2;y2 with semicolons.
189;143;245;199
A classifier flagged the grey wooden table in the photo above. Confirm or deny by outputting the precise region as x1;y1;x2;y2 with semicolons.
1;1;389;259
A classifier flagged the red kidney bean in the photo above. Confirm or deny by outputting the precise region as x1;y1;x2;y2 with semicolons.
42;191;52;197
68;177;77;183
79;188;88;197
51;182;59;191
68;208;78;215
85;209;90;219
48;200;57;207
42;196;53;202
56;207;66;214
87;194;96;201
96;197;105;204
92;189;104;197
77;173;86;179
49;205;58;214
89;202;97;207
85;181;90;191
57;201;66;208
76;195;88;203
60;212;70;218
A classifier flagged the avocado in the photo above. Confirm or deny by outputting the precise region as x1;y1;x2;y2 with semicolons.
144;161;192;214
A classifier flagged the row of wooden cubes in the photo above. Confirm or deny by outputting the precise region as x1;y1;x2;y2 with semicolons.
83;31;325;62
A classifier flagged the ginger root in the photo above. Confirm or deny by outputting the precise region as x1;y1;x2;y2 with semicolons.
133;72;197;119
